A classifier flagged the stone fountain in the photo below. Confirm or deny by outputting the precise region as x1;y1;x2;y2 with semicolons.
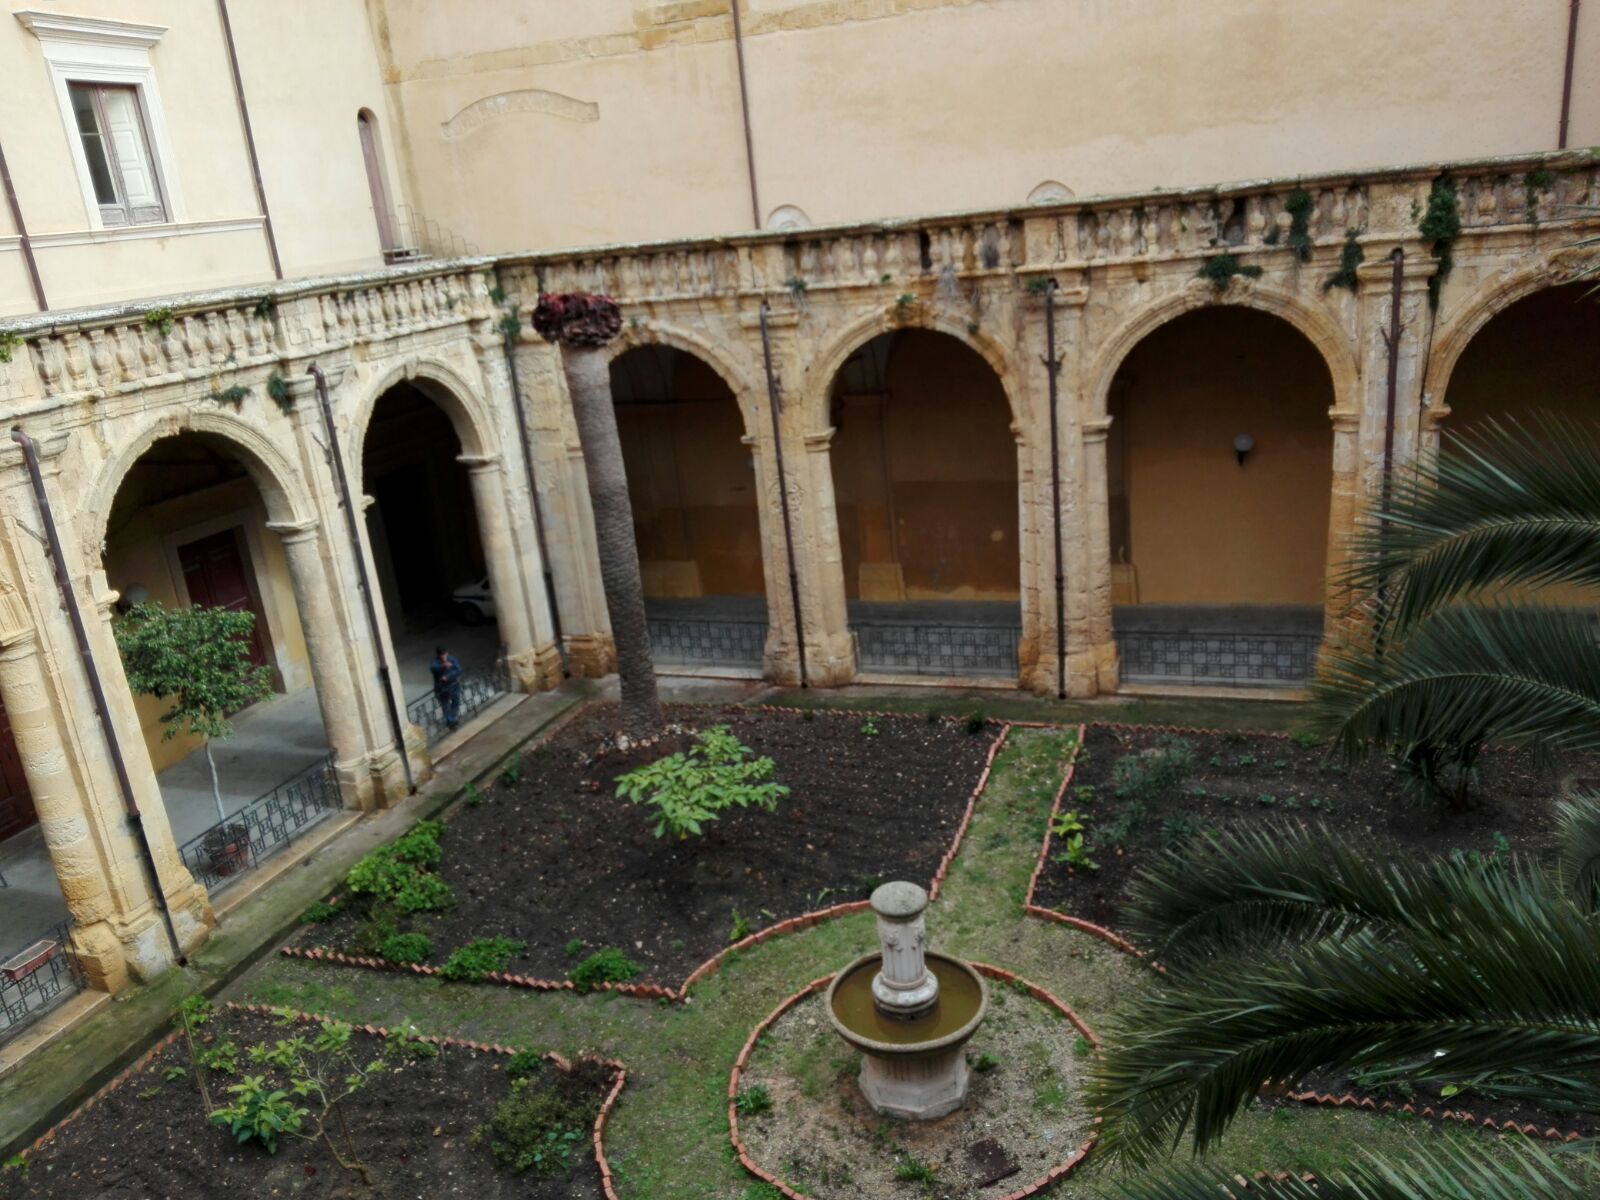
825;881;988;1120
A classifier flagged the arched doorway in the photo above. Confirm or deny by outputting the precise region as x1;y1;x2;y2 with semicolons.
99;431;343;889
360;382;506;732
1106;307;1334;687
609;344;768;671
1437;281;1600;606
827;329;1021;679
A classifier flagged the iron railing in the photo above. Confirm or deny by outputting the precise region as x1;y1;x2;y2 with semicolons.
176;753;342;894
1115;629;1322;688
853;621;1021;679
1;918;83;1042
406;655;510;746
647;615;768;668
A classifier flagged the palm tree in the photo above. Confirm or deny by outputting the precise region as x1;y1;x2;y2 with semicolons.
1314;413;1600;806
531;292;663;737
1090;808;1600;1195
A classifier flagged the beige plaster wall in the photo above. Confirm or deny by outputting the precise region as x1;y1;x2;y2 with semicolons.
1110;308;1334;607
370;0;1599;253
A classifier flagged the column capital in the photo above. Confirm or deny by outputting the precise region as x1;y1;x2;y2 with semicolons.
802;426;836;451
265;518;322;545
457;453;503;474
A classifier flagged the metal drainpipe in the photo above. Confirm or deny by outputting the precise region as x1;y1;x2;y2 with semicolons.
1381;249;1404;514
0;137;46;312
759;301;808;687
1043;281;1067;699
1560;0;1583;148
730;1;763;228
10;428;186;963
215;0;283;279
496;289;566;671
307;364;415;793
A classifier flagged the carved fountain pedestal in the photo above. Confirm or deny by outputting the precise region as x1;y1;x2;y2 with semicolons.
826;881;988;1120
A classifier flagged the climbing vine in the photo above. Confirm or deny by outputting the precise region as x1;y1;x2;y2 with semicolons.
1323;230;1365;292
1283;187;1314;262
1524;168;1556;225
1196;253;1262;293
267;372;293;414
0;331;21;364
145;307;177;338
1418;174;1461;309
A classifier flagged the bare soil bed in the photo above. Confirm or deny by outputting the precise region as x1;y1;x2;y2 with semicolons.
0;1008;610;1200
309;704;1000;989
1032;724;1584;933
736;983;1093;1198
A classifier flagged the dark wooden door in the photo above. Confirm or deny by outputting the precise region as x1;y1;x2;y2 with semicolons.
177;528;269;669
0;695;37;841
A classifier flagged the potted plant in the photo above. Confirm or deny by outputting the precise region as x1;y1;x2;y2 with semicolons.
202;822;252;876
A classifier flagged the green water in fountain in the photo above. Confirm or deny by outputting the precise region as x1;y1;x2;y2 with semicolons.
830;956;983;1046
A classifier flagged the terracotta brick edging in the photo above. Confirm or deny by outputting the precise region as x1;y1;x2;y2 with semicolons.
727;963;1100;1200
7;1001;631;1199
284;712;1013;1003
1278;1087;1587;1144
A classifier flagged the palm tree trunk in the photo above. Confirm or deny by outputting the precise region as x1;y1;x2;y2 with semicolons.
564;344;664;737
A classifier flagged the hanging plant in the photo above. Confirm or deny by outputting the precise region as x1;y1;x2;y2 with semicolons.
1418;174;1461;309
1323;230;1365;292
267;372;293;414
1196;253;1262;293
0;331;22;364
1283;187;1315;263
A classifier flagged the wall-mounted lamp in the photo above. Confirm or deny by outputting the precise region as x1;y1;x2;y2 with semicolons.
1233;433;1255;466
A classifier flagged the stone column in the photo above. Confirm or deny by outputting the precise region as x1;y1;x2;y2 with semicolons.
1080;415;1118;694
797;425;857;685
266;518;379;810
460;453;561;692
870;881;937;1017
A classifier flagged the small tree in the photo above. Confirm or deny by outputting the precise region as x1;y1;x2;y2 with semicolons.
615;725;788;838
114;601;272;825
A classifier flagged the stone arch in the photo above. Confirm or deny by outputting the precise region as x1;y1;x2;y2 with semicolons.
1086;281;1360;422
805;307;1027;437
605;321;760;440
87;407;314;556
348;355;497;486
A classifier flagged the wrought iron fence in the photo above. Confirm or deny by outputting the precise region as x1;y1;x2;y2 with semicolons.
647;616;768;668
177;753;342;894
1116;629;1321;687
406;655;510;746
1;918;83;1042
853;621;1021;678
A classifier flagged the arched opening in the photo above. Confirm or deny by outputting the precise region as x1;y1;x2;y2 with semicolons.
1438;281;1600;606
360;382;504;729
827;329;1021;679
357;109;398;258
1106;307;1333;687
609;344;768;670
98;432;342;890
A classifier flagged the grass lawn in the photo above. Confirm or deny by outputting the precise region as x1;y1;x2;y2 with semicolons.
224;707;1531;1198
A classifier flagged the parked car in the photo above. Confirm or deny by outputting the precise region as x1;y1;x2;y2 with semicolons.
452;576;494;625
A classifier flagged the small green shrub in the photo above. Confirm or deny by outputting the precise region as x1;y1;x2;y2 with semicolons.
501;755;522;786
478;1074;589;1177
210;1074;306;1153
439;937;525;981
464;782;484;808
379;932;432;965
1196;253;1263;292
0;331;22;364
973;1052;1001;1073
965;710;987;734
507;1049;543;1079
563;937;586;959
300;900;343;924
615;725;789;839
345;821;453;913
729;909;753;942
568;948;639;993
1161;812;1204;849
895;1156;937;1182
734;1083;773;1116
180;995;213;1027
860;716;880;737
198;1039;239;1075
1112;736;1193;802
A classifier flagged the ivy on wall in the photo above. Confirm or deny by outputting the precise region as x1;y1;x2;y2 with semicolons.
1418;174;1461;310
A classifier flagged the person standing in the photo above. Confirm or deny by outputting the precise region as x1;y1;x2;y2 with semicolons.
431;645;464;730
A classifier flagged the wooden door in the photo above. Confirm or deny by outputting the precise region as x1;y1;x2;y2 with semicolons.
177;528;270;670
0;695;36;841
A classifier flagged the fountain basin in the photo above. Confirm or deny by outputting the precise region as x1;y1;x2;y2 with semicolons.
826;951;989;1119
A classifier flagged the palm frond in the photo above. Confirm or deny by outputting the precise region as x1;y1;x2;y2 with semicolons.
1340;414;1600;634
1123;822;1558;969
1110;1139;1591;1200
1558;791;1600;910
1091;886;1600;1163
1313;603;1600;763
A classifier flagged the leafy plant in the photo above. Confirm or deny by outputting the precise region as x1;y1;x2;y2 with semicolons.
114;602;273;824
1112;737;1193;802
209;383;250;408
464;782;484;807
734;1083;773;1116
379;932;432;965
501;754;522;786
1418;172;1461;308
145;307;176;337
1282;187;1314;262
478;1072;589;1178
894;1156;937;1182
181;994;214;1027
615;725;788;839
0;331;22;364
965;710;987;734
267;372;293;414
973;1052;1001;1073
211;1074;306;1153
1196;253;1262;292
198;1039;238;1075
568;948;639;993
301;899;343;924
1161;812;1204;849
1050;809;1088;838
345;821;453;912
563;937;586;959
860;716;880;737
439;936;524;981
507;1049;543;1079
1054;833;1099;872
1323;228;1365;291
729;909;753;942
1102;800;1148;845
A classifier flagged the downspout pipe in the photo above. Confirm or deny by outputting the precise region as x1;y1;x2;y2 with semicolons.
759;301;808;687
307;364;415;793
215;0;283;280
1381;249;1404;514
729;2;763;228
1560;0;1582;148
0;137;46;312
10;428;185;964
1043;281;1067;699
497;288;566;670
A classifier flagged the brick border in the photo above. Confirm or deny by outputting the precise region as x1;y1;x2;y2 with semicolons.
727;962;1100;1200
1277;1087;1587;1143
284;712;1012;1002
7;1001;632;1199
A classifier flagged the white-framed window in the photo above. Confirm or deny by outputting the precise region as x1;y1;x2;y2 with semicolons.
14;11;185;230
68;82;167;227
